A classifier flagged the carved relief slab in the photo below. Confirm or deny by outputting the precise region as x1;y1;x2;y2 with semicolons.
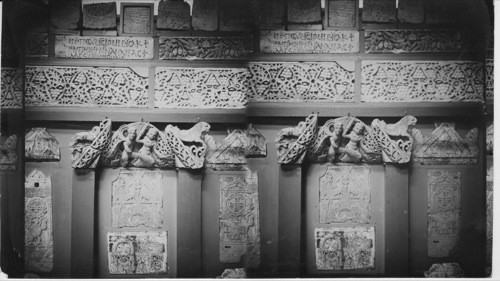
25;170;53;272
155;67;248;108
82;2;117;29
112;170;163;228
287;0;321;24
50;0;80;30
25;33;49;58
25;66;149;107
192;0;218;31
248;62;355;102
121;4;153;36
25;128;60;161
428;210;460;258
315;226;375;270
364;30;469;53
246;125;267;157
362;0;396;22
428;170;461;214
319;166;370;224
70;119;112;169
206;130;249;166
219;173;260;267
361;61;484;102
397;0;424;23
108;231;167;274
276;114;318;165
253;0;285;29
1;68;23;108
327;0;357;28
486;59;493;100
413;123;479;164
0;134;17;171
159;37;252;60
55;36;154;59
157;0;191;30
260;30;358;53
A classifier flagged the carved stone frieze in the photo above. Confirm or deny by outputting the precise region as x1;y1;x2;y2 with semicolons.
319;166;371;224
248;62;355;102
364;30;469;53
486;59;493;100
25;66;149;107
155;67;248;108
424;263;464;278
412;123;479;164
82;2;117;30
219;173;260;267
70;119;112;169
361;61;484;102
25;33;49;58
25;128;60;161
159;37;252;60
0;134;17;170
55;36;154;59
25;170;53;272
276;114;318;165
107;231;167;274
112;170;163;228
1;68;23;109
487;123;493;154
315;226;375;270
157;0;191;30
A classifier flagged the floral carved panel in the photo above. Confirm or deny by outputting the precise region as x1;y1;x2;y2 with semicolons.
158;37;252;60
155;67;248;108
25;66;149;107
361;61;484;102
1;68;23;109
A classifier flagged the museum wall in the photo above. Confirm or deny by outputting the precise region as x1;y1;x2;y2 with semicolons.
0;0;494;278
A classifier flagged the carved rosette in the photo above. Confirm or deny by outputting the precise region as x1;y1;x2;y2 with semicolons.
70;119;112;169
276;114;318;165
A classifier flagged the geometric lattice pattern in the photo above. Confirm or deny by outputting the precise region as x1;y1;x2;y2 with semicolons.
1;68;23;108
361;61;484;102
25;66;149;107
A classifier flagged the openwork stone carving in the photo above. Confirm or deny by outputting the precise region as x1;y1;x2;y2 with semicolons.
361;61;484;102
25;128;60;161
25;170;53;273
276;114;318;165
219;173;260;267
0;134;17;170
371;116;416;163
107;231;167;274
25;66;149;107
364;30;469;53
319;166;370;224
70;119;112;169
155;67;248;108
315;226;375;270
1;68;23;109
164;122;210;169
112;170;163;228
248;62;355;102
487;123;493;154
412;123;479;164
159;37;252;60
424;263;464;278
486;59;493;100
25;33;49;57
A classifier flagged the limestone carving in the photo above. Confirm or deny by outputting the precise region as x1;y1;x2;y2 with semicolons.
424;263;464;278
362;0;396;22
486;59;493;100
70;119;112;169
287;0;321;24
82;2;117;30
25;128;60;161
246;125;267;157
326;0;357;28
1;68;23;108
361;61;484;102
159;37;252;60
0;134;17;170
276;114;318;165
413;123;479;164
25;33;49;57
219;173;260;268
112;170;163;228
157;0;190;30
315;226;375;270
25;170;53;272
155;67;248;108
371;116;417;163
107;231;167;274
487;123;493;154
248;62;355;102
164;122;210;169
25;66;149;107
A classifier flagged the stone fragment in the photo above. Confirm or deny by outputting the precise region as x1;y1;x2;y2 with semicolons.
217;268;247;278
486;59;494;100
55;36;154;59
276;114;318;165
25;33;49;58
397;0;424;23
70;119;112;169
25;128;60;161
120;4;153;35
159;37;252;60
486;123;493;154
424;263;464;278
192;0;218;31
362;0;396;22
1;68;23;109
50;0;80;30
0;134;17;171
287;0;321;24
327;0;357;28
82;2;117;30
157;0;191;30
253;0;285;29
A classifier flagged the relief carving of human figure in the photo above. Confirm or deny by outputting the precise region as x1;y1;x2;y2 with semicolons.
327;122;343;163
132;127;159;168
339;121;364;163
119;127;137;167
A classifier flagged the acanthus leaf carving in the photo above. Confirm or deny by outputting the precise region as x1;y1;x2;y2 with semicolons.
276;114;318;165
25;128;60;161
0;134;18;170
70;119;112;169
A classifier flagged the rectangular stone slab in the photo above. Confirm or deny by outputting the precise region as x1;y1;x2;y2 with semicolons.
1;68;23;108
219;0;253;31
157;0;191;30
326;0;357;28
287;0;321;24
260;30;359;53
192;0;218;31
25;33;49;58
254;0;285;29
50;0;80;30
82;2;117;29
120;4;153;35
362;0;396;22
55;35;154;59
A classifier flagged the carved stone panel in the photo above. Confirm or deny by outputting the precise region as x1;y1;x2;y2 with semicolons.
219;0;253;31
486;59;494;100
253;0;285;29
25;128;60;161
157;0;191;30
112;170;163;228
121;4;153;36
364;30;469;53
219;173;260;267
25;170;53;272
246;125;267;157
0;134;17;171
315;226;375;270
276;114;318;165
287;0;321;24
361;61;484;102
192;0;218;31
1;68;23;108
397;0;424;23
260;30;359;53
362;0;396;22
487;123;493;154
82;2;117;30
206;130;249;166
327;0;357;28
248;62;355;102
107;231;167;274
25;66;149;107
155;67;248;108
427;170;461;258
25;33;49;58
55;36;154;59
159;37;252;60
319;166;370;224
50;0;80;30
70;119;112;169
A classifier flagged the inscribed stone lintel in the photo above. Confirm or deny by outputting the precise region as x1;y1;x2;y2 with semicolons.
1;68;23;109
107;231;167;274
315;226;375;270
25;170;54;273
82;2;117;30
0;134;18;171
25;128;60;161
158;37;252;60
25;33;49;58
